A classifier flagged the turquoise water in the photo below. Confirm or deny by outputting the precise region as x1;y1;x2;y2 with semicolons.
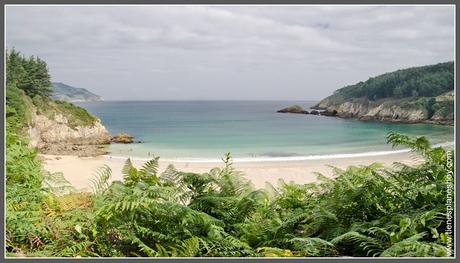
76;101;454;160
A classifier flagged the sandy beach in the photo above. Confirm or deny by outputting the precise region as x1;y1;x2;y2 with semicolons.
40;151;424;192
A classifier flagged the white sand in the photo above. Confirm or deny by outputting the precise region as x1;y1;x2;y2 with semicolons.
40;151;424;192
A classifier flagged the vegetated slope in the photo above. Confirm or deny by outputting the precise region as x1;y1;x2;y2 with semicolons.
52;82;102;102
313;62;454;124
6;49;111;156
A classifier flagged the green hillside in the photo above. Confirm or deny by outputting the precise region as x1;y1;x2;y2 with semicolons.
335;62;453;100
314;62;454;124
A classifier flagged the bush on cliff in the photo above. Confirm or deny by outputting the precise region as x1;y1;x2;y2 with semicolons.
32;96;97;128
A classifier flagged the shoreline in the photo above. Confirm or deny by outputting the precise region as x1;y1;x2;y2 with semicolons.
104;141;454;163
40;150;426;192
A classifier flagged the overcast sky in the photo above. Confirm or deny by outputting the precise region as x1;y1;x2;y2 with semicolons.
6;5;455;101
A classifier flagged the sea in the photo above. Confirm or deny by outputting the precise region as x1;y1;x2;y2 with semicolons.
76;100;454;162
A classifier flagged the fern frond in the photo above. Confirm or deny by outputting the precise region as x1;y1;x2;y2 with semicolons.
42;172;75;196
91;165;112;195
290;237;338;256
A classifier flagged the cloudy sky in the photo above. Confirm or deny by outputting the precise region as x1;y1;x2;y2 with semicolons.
6;5;455;100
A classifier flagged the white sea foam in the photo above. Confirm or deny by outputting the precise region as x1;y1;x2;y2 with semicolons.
103;141;454;163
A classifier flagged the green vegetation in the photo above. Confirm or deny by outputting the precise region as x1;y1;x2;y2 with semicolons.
6;50;98;130
7;49;53;97
336;62;453;100
6;133;455;257
6;50;454;257
6;86;34;133
32;97;97;128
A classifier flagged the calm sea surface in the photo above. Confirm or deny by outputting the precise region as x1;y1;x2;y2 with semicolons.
76;101;454;160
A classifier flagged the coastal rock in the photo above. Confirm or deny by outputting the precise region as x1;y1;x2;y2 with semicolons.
320;110;338;116
28;111;111;156
277;105;309;114
112;133;134;144
362;104;427;122
311;97;452;125
310;110;319;115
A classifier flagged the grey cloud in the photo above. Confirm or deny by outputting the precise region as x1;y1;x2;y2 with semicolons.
5;5;454;100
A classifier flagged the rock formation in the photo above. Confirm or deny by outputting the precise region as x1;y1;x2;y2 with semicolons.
277;105;309;114
312;96;453;125
28;111;112;156
112;133;134;144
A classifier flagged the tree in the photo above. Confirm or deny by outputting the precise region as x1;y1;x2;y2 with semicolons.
6;49;53;97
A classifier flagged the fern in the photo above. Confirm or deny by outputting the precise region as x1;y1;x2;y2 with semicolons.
91;165;112;195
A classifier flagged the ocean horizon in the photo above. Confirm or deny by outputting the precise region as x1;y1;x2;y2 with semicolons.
76;100;454;161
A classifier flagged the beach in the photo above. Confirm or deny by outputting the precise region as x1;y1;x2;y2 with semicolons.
40;151;424;192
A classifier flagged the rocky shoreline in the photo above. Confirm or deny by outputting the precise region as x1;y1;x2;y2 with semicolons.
278;100;453;126
310;98;453;126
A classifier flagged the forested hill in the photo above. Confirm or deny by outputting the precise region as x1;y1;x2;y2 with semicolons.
312;62;454;125
333;62;453;100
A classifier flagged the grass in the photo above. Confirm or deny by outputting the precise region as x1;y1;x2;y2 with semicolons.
31;96;98;129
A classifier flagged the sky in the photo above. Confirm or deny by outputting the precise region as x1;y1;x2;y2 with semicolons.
5;5;455;101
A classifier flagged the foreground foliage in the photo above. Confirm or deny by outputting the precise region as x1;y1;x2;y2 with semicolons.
6;132;455;257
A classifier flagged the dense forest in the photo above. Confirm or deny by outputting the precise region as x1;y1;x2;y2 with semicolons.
6;50;455;257
335;62;454;100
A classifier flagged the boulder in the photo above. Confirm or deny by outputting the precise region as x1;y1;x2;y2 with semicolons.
310;110;319;115
277;105;309;114
112;133;134;144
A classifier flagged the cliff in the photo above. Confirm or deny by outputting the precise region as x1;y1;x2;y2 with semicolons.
314;94;453;125
26;95;111;156
28;112;111;156
52;82;102;102
311;62;454;125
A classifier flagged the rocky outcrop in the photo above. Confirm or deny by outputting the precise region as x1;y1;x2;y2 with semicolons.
112;133;134;144
320;110;338;116
277;105;309;114
311;96;453;125
28;111;111;156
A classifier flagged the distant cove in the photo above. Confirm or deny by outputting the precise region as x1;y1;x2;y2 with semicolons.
77;100;454;160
